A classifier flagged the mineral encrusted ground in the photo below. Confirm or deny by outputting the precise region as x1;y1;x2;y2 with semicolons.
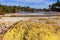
3;16;60;40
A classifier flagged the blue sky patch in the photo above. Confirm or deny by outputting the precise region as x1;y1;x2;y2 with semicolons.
0;0;57;8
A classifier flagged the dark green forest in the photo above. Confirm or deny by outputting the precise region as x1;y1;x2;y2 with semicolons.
0;4;21;15
0;4;42;15
0;4;41;14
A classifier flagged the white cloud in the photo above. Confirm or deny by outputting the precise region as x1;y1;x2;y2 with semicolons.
15;0;44;2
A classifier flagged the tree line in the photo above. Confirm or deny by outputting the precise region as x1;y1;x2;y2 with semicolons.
49;0;60;12
0;4;21;15
0;4;43;15
0;0;60;15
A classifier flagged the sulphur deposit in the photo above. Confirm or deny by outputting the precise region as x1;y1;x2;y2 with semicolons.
3;17;60;40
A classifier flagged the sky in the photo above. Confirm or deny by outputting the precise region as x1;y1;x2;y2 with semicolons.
0;0;57;9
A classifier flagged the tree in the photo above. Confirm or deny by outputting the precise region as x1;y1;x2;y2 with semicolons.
0;8;5;15
49;0;60;12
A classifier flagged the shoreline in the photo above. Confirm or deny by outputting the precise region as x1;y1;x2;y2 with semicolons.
0;14;60;17
0;12;60;17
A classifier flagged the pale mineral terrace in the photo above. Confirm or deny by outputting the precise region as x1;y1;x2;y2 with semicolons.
0;17;30;34
0;16;60;34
